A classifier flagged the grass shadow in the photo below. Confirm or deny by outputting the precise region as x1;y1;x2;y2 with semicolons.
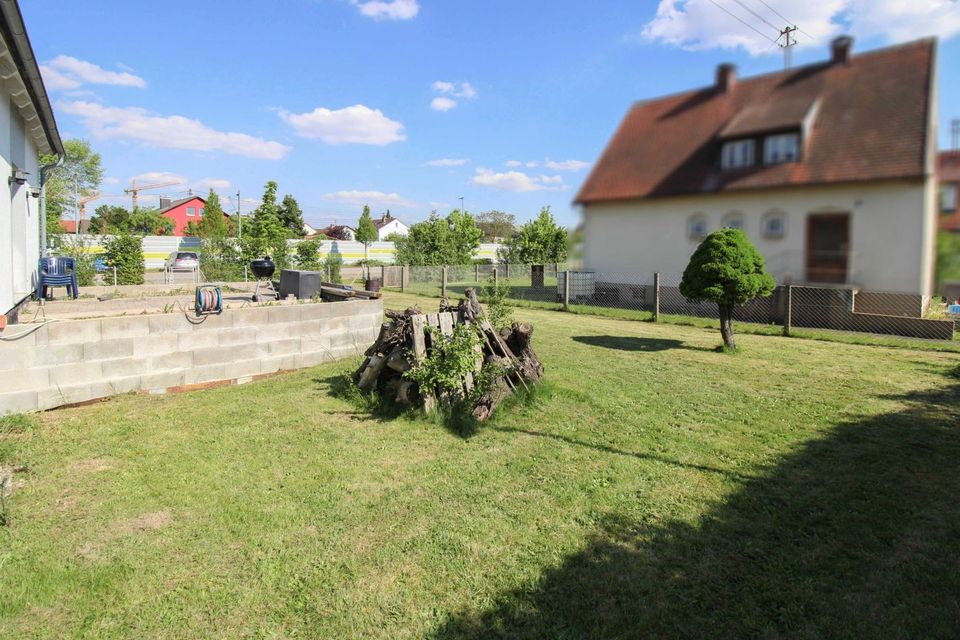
429;377;960;638
572;335;686;352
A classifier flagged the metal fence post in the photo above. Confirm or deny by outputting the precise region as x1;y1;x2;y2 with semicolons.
783;284;793;336
475;264;479;282
494;265;499;287
441;266;448;298
401;265;408;292
563;270;570;311
653;272;661;322
380;265;386;287
505;262;510;280
113;266;117;287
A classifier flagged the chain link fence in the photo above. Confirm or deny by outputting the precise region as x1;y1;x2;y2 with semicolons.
380;264;958;347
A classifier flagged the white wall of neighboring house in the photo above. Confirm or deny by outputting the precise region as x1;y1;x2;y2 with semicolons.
581;180;934;296
377;218;408;240
1;90;43;314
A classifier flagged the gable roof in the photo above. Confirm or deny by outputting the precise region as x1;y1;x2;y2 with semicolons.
575;38;935;205
374;212;405;229
159;196;205;213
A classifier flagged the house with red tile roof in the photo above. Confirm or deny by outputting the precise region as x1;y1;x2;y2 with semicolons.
938;151;960;233
576;36;939;297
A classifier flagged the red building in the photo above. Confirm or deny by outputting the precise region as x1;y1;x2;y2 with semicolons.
939;151;960;233
159;196;230;236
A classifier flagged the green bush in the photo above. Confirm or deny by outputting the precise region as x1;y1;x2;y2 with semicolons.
103;233;144;285
323;253;343;283
56;237;97;287
295;238;324;270
200;237;244;282
480;273;513;330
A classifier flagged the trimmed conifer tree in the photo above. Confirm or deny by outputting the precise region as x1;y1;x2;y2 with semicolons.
679;228;775;351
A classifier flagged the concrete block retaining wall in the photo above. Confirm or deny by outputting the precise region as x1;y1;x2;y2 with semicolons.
0;299;382;415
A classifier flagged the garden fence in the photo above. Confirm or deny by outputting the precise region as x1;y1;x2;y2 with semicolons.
379;264;958;346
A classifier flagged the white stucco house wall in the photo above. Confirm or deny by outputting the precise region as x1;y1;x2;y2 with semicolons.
576;37;938;298
0;0;64;317
374;212;408;240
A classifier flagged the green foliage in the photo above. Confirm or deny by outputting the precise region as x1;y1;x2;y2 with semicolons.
249;181;293;270
323;252;343;283
476;210;516;241
355;206;378;246
404;323;483;399
480;273;513;330
936;232;960;294
56;236;97;286
89;205;174;236
200;237;244;282
279;194;306;238
41;139;103;242
500;206;567;264
394;210;482;266
103;233;144;285
198;190;229;239
295;238;324;270
680;229;776;306
0;413;35;434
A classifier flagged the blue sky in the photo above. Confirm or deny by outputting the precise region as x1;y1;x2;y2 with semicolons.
21;0;960;229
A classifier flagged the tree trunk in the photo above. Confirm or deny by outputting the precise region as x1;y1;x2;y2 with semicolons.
719;303;736;351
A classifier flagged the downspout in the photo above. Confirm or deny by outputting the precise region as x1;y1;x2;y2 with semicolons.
38;153;65;256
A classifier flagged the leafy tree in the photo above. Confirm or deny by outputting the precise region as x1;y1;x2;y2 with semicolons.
476;210;516;241
103;233;144;285
89;205;129;234
57;236;97;286
679;228;776;351
500;206;567;264
197;190;229;239
355;205;379;273
295;238;324;270
248;180;291;269
40;139;104;241
393;209;482;266
90;205;173;235
279;194;306;238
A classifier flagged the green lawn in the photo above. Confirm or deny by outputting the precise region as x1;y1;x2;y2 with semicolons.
1;291;959;638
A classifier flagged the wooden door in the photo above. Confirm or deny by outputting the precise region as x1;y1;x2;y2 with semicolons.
806;213;849;284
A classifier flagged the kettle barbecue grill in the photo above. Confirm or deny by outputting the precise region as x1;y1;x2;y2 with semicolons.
250;256;279;302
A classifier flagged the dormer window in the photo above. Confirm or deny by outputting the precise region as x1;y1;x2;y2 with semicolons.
721;139;754;169
764;133;800;165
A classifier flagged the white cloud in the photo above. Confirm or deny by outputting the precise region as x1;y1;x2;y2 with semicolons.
429;201;451;209
525;161;540;168
426;158;469;167
194;177;232;191
545;159;590;171
431;97;457;112
430;80;478;111
40;55;145;91
60;101;290;159
641;0;960;56
130;171;186;184
351;0;419;20
323;189;418;208
279;104;405;145
505;160;523;167
102;176;120;185
472;168;569;193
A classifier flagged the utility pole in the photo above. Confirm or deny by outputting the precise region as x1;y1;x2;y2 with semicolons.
459;196;465;213
778;25;798;70
237;190;242;238
952;118;959;151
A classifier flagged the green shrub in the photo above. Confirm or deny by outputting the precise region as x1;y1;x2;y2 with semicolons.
200;237;244;282
323;253;343;283
404;323;483;399
295;238;324;270
56;237;97;286
480;273;513;330
103;233;144;285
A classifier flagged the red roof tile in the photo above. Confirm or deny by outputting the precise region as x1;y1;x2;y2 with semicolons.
575;38;934;205
939;151;960;183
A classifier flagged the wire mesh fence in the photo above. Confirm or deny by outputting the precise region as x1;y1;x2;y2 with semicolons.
381;264;959;346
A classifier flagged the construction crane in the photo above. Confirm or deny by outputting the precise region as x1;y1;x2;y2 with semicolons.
71;191;99;235
123;179;181;209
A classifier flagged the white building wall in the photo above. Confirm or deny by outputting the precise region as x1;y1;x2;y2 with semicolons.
377;219;408;240
582;180;932;295
0;95;11;313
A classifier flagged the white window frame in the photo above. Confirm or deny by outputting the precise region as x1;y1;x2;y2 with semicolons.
721;139;755;169
722;212;745;231
941;184;957;212
199;207;205;217
186;206;196;217
764;133;800;165
688;214;709;241
762;210;787;239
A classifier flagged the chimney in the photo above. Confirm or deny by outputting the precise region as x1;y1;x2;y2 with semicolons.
716;63;737;94
159;197;171;210
831;35;853;65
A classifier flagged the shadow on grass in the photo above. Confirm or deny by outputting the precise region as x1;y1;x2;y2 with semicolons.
572;335;688;352
430;375;960;638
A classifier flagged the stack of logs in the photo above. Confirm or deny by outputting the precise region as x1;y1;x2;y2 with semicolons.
354;288;543;420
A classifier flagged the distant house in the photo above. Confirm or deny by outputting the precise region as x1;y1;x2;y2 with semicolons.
0;0;65;316
939;151;960;233
158;195;230;236
374;212;408;240
58;219;91;234
313;224;356;241
575;37;938;297
303;221;319;237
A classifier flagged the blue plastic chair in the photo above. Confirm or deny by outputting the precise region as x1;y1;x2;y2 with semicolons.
36;257;79;300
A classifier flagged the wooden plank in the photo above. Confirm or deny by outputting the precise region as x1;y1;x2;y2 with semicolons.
426;313;440;328
409;314;436;413
438;312;455;336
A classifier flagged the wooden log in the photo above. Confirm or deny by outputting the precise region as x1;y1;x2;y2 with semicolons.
386;346;412;372
396;380;416;406
471;356;513;421
365;322;395;357
410;314;436;413
357;353;388;391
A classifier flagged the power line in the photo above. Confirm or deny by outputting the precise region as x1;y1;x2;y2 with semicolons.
730;0;780;32
752;0;816;41
705;0;780;45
